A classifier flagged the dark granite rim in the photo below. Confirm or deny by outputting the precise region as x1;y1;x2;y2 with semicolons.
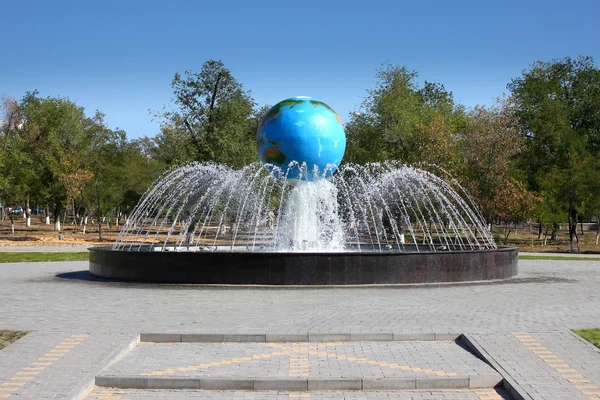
89;246;518;285
90;245;515;255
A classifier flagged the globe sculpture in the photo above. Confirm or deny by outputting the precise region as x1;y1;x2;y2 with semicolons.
257;96;346;181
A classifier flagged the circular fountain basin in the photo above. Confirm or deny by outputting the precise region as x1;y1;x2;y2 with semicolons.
88;246;518;285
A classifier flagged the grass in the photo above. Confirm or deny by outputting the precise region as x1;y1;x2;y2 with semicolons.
573;328;600;349
0;252;89;263
518;255;600;261
0;330;29;350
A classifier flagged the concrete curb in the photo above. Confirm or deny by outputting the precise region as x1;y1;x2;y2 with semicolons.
71;335;140;400
140;332;461;343
460;333;532;400
95;374;501;391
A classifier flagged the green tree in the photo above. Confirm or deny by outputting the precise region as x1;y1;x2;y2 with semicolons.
119;138;165;216
82;111;128;240
0;97;29;232
345;63;466;171
508;56;600;251
457;100;523;223
162;59;259;167
146;123;196;167
18;92;90;230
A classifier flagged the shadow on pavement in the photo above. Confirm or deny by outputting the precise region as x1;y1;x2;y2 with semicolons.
53;270;578;290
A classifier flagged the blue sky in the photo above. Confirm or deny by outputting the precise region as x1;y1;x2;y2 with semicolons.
2;0;599;139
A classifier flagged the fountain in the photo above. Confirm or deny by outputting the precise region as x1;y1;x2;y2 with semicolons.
89;97;517;284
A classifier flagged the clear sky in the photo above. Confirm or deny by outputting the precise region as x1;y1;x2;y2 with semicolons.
2;0;599;139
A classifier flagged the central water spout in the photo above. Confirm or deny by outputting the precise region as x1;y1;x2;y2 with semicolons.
277;179;344;252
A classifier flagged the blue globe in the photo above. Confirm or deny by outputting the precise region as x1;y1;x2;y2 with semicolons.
257;96;346;181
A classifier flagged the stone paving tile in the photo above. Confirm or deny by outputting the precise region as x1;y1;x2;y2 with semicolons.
1;260;599;334
0;331;136;399
469;330;600;399
102;341;498;379
84;387;513;399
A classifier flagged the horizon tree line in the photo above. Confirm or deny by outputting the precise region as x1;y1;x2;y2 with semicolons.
1;57;599;251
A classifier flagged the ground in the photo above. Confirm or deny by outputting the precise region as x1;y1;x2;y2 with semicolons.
1;252;600;399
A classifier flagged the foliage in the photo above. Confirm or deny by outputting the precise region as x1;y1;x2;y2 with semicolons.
492;178;543;244
345;63;466;172
0;97;28;213
457;100;523;222
0;92;160;238
508;56;600;251
159;59;261;167
2;56;600;249
18;92;89;217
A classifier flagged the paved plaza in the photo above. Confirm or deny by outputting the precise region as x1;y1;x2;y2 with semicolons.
0;256;600;398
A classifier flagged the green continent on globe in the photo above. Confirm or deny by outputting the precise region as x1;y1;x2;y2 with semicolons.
258;97;344;130
259;99;305;129
308;99;344;126
263;148;286;165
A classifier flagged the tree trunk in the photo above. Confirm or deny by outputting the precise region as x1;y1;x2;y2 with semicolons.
503;222;512;245
95;171;102;241
54;206;61;232
568;207;578;253
537;224;543;240
72;199;77;226
9;214;14;234
551;222;559;240
25;197;31;227
45;204;50;225
543;225;549;246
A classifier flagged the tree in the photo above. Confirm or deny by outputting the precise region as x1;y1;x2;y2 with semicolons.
119;138;164;216
344;63;466;172
83;111;127;240
456;100;523;223
161;59;259;167
0;95;24;226
492;178;543;244
18;92;91;229
146;123;196;167
57;148;93;227
508;56;600;251
1;95;22;151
